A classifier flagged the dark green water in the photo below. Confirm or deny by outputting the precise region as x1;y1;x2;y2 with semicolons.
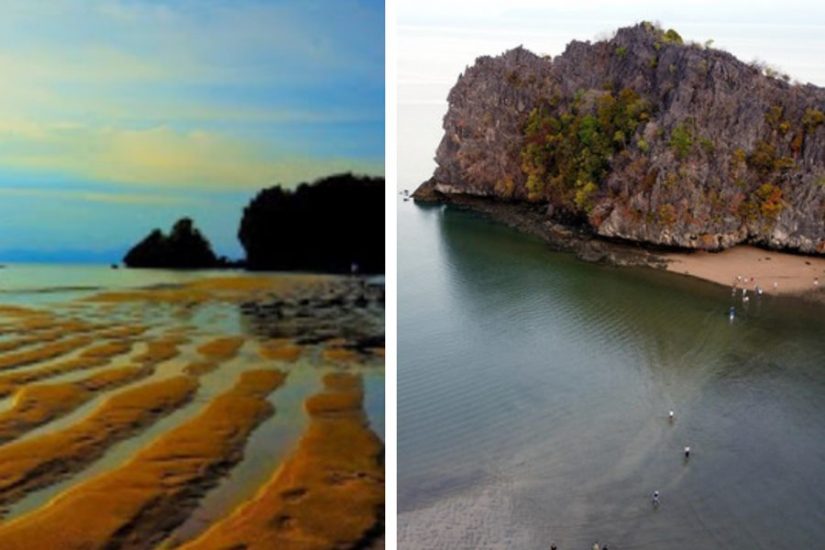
398;197;825;548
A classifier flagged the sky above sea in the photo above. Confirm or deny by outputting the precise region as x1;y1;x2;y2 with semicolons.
0;0;384;261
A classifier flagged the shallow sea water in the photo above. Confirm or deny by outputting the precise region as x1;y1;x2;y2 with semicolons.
398;193;825;549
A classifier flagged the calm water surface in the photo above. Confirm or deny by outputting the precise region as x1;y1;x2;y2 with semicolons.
398;195;825;548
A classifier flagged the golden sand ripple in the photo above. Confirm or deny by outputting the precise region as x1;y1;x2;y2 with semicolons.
196;336;246;360
0;365;152;444
0;376;197;509
0;370;285;549
181;372;383;550
259;339;304;363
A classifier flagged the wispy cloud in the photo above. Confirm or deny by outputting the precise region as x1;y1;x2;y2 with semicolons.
0;122;383;188
0;0;384;189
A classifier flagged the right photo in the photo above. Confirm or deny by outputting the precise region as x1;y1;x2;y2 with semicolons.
397;1;825;548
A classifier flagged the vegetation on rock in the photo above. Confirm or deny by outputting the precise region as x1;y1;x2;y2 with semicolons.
521;87;651;215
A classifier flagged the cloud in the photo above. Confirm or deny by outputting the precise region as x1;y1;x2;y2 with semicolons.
0;122;382;188
0;0;384;189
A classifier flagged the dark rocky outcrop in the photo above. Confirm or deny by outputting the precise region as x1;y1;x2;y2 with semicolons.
239;173;384;273
239;277;384;348
124;218;220;269
416;22;825;255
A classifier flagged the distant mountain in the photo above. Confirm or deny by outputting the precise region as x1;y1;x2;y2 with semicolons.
239;173;384;273
416;22;825;255
0;248;126;264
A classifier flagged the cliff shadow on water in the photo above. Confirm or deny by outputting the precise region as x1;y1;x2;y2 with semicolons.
426;201;825;420
434;202;824;338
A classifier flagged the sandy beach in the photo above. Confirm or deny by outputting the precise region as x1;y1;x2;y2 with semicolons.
665;245;825;296
0;272;384;548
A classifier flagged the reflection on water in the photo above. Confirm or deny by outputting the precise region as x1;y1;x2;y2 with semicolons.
399;199;825;548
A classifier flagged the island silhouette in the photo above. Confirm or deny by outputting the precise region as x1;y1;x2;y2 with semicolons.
124;173;384;273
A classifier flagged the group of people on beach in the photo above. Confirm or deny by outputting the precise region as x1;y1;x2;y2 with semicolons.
733;274;772;300
729;274;774;317
732;273;820;299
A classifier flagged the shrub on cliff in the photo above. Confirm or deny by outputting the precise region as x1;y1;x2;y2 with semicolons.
124;218;219;268
521;87;651;214
238;173;384;273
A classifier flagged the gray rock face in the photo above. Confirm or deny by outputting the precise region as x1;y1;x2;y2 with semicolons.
423;23;825;254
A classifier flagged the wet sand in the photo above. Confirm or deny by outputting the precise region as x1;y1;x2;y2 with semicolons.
0;336;95;371
0;273;384;547
259;339;304;362
181;372;383;550
0;365;151;443
0;370;285;549
0;375;197;509
666;245;825;296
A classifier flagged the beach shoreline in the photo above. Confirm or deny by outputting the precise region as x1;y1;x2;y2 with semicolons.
665;246;825;300
411;191;825;303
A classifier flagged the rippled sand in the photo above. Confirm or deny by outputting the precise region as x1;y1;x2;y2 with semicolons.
0;274;384;548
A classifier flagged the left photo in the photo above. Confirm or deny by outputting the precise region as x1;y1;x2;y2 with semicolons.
0;1;385;548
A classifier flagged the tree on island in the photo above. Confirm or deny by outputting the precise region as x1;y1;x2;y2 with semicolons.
238;173;384;273
123;218;220;268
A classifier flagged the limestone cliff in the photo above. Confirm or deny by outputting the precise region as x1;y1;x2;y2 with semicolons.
416;23;825;254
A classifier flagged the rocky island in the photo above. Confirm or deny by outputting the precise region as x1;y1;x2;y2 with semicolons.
124;218;223;269
415;22;825;292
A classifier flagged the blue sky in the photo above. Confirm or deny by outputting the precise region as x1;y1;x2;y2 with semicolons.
0;0;384;261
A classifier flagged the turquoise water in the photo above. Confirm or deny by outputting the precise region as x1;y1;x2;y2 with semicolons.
398;195;825;548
